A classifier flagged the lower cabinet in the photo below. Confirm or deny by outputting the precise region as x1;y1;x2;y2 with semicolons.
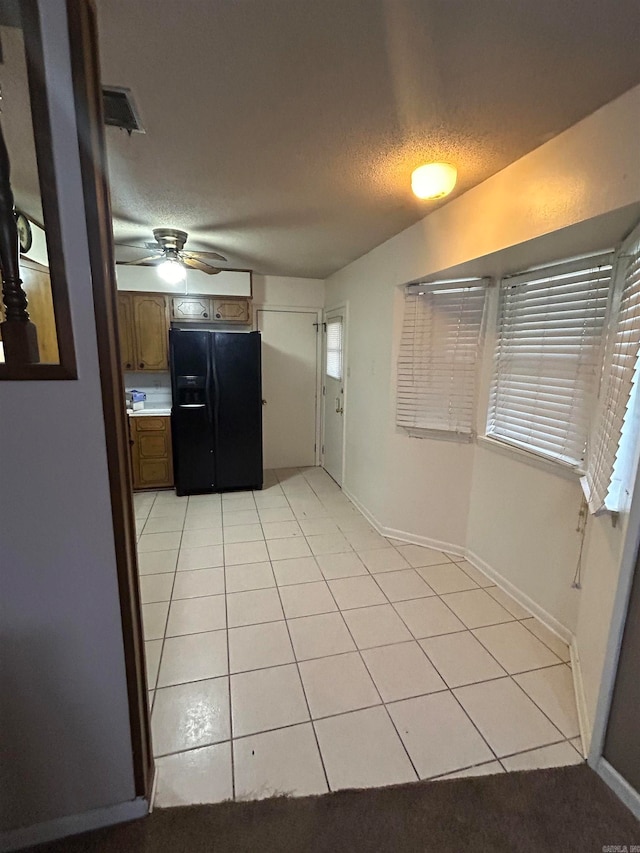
129;415;174;490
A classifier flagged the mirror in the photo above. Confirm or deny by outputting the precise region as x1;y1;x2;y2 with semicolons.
0;0;76;379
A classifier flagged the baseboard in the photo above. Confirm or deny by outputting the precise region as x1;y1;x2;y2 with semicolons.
463;549;573;646
596;757;640;821
342;487;466;558
344;485;573;643
570;639;591;757
1;797;149;852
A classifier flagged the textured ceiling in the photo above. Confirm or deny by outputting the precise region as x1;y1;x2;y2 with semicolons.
92;0;640;278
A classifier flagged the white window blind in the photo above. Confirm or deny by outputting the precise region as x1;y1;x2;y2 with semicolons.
396;280;487;437
487;254;613;467
326;317;343;380
582;236;640;513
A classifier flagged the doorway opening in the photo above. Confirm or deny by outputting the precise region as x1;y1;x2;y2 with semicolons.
321;305;347;486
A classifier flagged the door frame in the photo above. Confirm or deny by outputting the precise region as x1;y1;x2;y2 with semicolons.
68;0;153;802
254;304;323;467
321;301;349;486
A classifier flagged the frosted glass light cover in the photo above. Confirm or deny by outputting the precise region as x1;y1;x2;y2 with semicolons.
411;163;457;200
158;258;186;284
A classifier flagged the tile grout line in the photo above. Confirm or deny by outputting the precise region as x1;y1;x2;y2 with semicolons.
220;500;237;802
152;650;579;698
152;709;579;765
317;559;422;785
143;490;182;746
256;483;332;794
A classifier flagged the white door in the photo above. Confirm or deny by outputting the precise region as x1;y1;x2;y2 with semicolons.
322;310;345;485
257;309;319;469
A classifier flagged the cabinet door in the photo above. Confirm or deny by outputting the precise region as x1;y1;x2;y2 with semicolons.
171;296;212;322
133;294;169;370
117;292;136;371
212;298;251;324
131;416;174;489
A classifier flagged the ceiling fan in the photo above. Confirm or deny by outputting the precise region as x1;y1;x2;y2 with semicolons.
116;228;227;283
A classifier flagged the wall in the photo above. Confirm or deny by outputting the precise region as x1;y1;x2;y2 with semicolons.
0;2;136;846
576;516;628;734
326;85;640;730
252;274;325;309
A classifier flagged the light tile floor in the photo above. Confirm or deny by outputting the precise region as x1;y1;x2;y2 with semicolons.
134;467;583;807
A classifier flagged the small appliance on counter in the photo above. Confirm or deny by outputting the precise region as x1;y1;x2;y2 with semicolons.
125;390;147;412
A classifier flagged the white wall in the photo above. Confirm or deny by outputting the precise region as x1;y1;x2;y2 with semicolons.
252;274;325;308
0;2;135;843
575;514;629;735
326;85;640;734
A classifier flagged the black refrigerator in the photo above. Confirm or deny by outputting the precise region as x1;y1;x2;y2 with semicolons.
169;329;263;495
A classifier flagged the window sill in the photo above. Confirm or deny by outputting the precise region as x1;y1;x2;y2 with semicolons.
477;435;582;481
398;426;474;444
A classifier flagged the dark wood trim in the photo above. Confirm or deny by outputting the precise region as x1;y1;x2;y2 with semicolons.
0;0;78;380
66;0;153;800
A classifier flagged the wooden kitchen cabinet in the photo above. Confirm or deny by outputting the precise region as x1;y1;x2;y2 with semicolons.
129;415;174;490
171;296;212;322
212;297;251;323
116;291;136;370
117;292;169;372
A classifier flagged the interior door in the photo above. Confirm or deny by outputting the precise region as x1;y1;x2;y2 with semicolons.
322;310;345;485
256;309;318;469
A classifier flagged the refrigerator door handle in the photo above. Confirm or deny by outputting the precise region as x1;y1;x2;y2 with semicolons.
210;337;222;436
204;345;215;423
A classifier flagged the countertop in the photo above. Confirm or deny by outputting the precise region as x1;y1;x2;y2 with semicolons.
126;406;172;417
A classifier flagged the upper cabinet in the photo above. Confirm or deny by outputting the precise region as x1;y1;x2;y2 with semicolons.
116;291;136;370
171;296;211;322
213;298;252;324
117;292;169;371
170;295;251;324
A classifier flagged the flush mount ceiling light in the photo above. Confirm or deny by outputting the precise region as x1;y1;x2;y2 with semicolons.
411;162;457;200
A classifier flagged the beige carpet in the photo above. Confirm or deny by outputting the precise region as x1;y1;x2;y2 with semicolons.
29;764;639;853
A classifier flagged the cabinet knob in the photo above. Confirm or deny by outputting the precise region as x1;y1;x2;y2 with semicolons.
126;362;132;369
215;313;221;319
203;313;208;318
139;362;144;369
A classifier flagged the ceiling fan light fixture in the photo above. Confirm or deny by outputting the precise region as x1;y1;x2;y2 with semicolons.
158;257;186;285
411;162;457;200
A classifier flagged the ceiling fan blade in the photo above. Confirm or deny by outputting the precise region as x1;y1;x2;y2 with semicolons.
115;242;157;251
116;255;164;266
182;257;221;275
183;250;227;262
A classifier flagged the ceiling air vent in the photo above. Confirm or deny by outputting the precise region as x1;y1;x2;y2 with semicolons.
102;86;144;134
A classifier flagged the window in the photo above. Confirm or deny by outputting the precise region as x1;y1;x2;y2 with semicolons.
582;233;640;513
487;254;613;467
396;280;487;437
326;316;343;380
